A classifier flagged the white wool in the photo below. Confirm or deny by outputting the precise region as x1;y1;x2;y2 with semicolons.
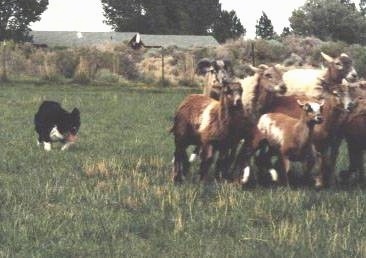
237;74;259;112
283;68;326;98
257;114;285;146
198;102;217;133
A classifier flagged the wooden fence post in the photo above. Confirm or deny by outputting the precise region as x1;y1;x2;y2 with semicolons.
161;47;165;82
1;41;8;82
251;42;255;66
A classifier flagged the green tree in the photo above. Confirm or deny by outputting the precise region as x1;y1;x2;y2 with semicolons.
213;10;246;43
360;0;366;16
289;0;366;44
281;27;292;38
0;0;49;41
101;0;245;42
255;12;275;39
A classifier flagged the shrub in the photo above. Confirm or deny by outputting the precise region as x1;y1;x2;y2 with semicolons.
95;68;120;83
253;39;289;64
54;50;79;78
348;44;366;78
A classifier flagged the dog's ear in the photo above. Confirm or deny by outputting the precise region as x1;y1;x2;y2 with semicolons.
71;108;80;119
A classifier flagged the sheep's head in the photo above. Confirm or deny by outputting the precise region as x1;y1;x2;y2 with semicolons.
251;65;287;95
297;99;325;125
196;58;234;86
321;52;358;83
221;81;243;107
332;79;366;112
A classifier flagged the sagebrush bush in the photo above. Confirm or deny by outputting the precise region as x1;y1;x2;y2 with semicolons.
54;50;79;78
253;39;289;64
95;68;120;83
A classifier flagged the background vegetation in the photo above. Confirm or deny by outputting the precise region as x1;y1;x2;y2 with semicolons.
2;35;366;86
0;81;365;257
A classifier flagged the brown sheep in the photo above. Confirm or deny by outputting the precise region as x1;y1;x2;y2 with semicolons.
255;81;356;188
251;100;325;186
338;81;366;185
195;58;234;99
171;81;246;183
283;52;358;98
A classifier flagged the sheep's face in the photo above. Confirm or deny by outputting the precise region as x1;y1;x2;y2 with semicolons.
257;66;287;95
334;79;366;111
196;58;234;86
297;100;324;125
222;82;243;107
322;52;358;83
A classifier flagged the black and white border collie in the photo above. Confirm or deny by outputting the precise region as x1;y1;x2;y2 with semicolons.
34;101;80;151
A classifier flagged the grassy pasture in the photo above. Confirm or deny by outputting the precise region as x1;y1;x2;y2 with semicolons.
0;81;365;257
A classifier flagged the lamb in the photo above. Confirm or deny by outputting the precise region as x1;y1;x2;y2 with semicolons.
195;58;234;99
249;99;325;186
253;80;357;188
283;52;358;98
170;81;246;183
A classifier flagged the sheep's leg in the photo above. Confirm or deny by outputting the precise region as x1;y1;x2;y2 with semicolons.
348;143;364;185
215;148;231;181
199;144;214;182
189;146;200;163
312;147;329;189
225;143;241;179
278;156;290;186
303;147;320;187
172;146;188;183
327;136;343;186
234;142;254;182
181;150;190;178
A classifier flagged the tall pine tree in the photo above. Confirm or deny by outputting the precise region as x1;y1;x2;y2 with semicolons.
255;12;275;39
213;10;246;43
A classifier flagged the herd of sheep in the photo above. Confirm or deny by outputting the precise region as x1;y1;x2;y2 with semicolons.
170;52;366;189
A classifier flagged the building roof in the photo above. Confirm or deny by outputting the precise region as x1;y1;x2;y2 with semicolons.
30;31;219;48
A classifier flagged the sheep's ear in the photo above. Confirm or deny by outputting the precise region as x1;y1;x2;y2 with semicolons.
321;52;334;63
196;58;213;75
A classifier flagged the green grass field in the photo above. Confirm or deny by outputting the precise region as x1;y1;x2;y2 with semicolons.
0;81;365;257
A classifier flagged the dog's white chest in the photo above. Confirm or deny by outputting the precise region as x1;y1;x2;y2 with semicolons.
49;126;64;141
